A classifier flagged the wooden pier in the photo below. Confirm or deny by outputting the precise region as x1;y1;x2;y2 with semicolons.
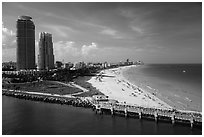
2;89;202;129
93;102;202;129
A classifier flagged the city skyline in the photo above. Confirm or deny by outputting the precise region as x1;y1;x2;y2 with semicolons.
2;2;202;64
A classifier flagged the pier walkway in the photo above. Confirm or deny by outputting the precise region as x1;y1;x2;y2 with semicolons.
2;88;202;129
93;102;202;128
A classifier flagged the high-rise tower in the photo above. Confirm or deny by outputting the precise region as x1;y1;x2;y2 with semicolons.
38;32;54;70
16;15;35;70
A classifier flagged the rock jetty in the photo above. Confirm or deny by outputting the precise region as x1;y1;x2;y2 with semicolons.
2;89;93;108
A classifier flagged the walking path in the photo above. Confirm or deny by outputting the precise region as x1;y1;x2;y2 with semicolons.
3;89;76;98
3;80;90;99
48;81;89;96
70;82;89;92
49;81;75;87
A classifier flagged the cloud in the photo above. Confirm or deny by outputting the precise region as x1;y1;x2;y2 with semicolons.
53;41;99;62
100;27;124;39
40;24;76;38
130;26;144;34
2;48;16;62
101;28;117;36
118;8;136;19
2;22;16;49
83;22;125;39
54;41;80;61
2;25;15;37
118;6;155;20
81;42;98;56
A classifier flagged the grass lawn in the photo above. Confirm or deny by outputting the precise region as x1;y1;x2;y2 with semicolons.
2;81;83;95
2;76;104;97
73;76;104;97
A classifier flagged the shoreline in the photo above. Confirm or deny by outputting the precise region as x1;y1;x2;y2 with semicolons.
122;65;202;112
87;65;201;113
2;73;202;128
2;65;201;114
88;65;173;110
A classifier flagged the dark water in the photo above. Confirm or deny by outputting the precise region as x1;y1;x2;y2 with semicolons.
2;96;202;135
123;64;202;111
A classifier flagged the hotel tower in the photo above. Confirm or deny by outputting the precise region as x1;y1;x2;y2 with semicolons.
16;16;35;70
38;32;54;70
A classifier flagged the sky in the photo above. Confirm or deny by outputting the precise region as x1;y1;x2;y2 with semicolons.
2;2;202;64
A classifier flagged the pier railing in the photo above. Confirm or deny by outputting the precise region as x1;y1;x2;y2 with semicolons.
93;101;202;128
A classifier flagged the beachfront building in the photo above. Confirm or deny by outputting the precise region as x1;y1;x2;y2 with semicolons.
38;32;55;70
124;59;133;65
2;61;17;71
2;69;39;75
92;95;109;102
73;62;86;70
102;62;108;69
86;62;94;68
109;63;118;68
55;61;63;69
119;61;126;66
134;61;144;65
16;15;35;70
128;61;133;65
63;62;74;69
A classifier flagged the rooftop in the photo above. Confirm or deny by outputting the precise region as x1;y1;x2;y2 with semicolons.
18;15;32;20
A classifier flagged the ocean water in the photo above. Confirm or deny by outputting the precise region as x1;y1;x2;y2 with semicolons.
2;96;202;135
123;64;202;112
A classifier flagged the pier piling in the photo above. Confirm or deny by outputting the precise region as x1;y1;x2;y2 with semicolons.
171;113;175;125
111;106;114;116
154;111;158;122
139;111;142;119
190;117;194;129
91;102;201;129
99;108;102;115
124;108;128;118
95;104;102;114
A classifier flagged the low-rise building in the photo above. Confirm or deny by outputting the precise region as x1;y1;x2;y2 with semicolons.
2;61;17;70
55;61;63;69
92;95;109;102
102;62;108;68
63;62;74;69
73;61;86;70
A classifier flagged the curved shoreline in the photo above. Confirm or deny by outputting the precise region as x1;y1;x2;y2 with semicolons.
122;65;202;113
2;73;202;127
88;65;172;110
88;65;201;113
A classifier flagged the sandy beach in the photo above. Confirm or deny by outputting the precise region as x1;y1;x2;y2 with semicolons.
88;65;173;110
